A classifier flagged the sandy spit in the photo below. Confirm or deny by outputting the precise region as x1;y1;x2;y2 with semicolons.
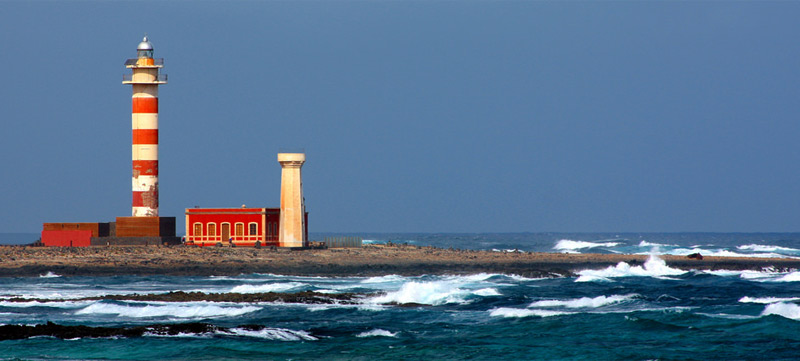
1;244;798;278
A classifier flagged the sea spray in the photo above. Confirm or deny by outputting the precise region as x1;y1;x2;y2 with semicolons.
575;254;685;282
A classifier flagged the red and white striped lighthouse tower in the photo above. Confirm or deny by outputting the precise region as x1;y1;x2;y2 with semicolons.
123;36;167;217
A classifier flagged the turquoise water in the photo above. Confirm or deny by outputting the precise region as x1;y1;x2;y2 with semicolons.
2;233;800;360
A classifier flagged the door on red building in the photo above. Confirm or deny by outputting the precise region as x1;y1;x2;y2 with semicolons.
221;223;231;245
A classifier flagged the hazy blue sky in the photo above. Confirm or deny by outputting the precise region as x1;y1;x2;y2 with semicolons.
1;1;799;233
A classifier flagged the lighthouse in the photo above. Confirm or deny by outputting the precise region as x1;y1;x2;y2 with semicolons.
39;36;180;247
123;36;167;217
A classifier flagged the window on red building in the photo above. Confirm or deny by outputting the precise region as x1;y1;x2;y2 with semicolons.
249;223;257;236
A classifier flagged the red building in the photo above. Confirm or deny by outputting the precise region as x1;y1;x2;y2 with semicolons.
184;208;306;247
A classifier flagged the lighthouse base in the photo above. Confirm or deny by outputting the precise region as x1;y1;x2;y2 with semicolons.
115;217;176;237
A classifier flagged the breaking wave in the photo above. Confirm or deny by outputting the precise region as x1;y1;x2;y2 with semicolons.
223;327;317;341
75;302;260;319
737;244;800;254
554;240;621;253
762;303;800;320
489;308;570;318
356;329;398;338
229;282;307;293
367;274;508;305
369;281;472;305
656;248;792;259
740;296;800;304
576;255;685;282
529;294;637;308
775;272;800;282
0;300;95;309
638;241;676;248
361;275;407;284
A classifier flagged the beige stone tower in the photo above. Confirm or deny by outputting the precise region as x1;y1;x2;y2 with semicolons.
278;153;306;248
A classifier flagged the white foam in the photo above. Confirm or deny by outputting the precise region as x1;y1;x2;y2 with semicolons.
659;248;794;259
75;302;260;319
695;312;759;320
356;329;398;338
489;307;570;318
361;275;407;284
762;302;800;320
575;255;685;282
0;300;95;309
0;288;153;301
740;296;800;304
365;273;511;305
775;272;800;282
473;288;501;297
506;274;548;282
554;240;621;252
230;282;306;293
529;294;636;309
223;327;317;341
144;331;213;338
702;270;750;277
456;273;497;282
369;281;471;305
741;270;784;280
638;241;676;248
704;269;800;282
39;272;61;278
737;244;800;253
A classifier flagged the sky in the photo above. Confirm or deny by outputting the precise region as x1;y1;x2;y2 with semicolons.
1;1;799;234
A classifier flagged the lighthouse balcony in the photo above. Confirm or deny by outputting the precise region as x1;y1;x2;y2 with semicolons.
123;74;168;84
124;58;164;68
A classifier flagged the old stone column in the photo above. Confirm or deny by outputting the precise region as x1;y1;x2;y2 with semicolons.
278;153;306;248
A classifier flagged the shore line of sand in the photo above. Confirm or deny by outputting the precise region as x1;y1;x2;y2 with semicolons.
2;244;799;278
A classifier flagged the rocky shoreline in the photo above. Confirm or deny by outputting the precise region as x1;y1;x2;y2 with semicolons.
0;322;315;341
3;290;365;304
1;244;799;278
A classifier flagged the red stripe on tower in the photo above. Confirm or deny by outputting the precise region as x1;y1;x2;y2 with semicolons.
132;129;159;145
132;160;159;176
132;97;158;113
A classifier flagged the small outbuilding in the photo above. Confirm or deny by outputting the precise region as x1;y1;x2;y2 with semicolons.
184;207;307;247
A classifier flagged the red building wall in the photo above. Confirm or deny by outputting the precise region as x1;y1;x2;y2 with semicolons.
41;230;92;247
185;208;280;247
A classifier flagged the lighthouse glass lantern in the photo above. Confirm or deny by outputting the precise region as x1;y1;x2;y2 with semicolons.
137;36;154;59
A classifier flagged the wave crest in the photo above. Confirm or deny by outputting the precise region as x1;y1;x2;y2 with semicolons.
554;240;621;252
357;329;398;338
75;302;260;319
762;302;800;320
489;307;570;318
576;255;685;282
529;294;637;308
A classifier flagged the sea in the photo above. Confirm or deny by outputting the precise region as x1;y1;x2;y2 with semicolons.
2;232;800;360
